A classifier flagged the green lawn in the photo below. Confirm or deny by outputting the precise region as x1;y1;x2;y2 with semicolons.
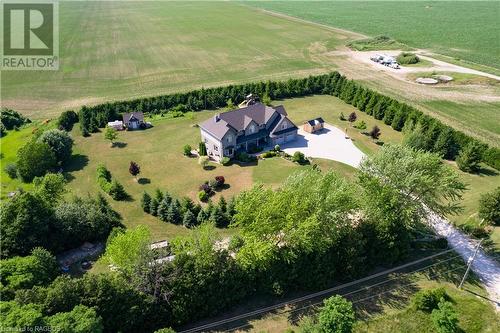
248;1;500;71
1;1;342;119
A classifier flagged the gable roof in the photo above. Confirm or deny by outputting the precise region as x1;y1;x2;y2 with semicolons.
199;103;290;140
306;117;324;126
122;112;144;123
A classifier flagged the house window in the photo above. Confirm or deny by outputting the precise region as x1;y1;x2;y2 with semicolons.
204;138;208;143
227;135;232;143
249;124;255;134
281;122;287;130
214;145;218;151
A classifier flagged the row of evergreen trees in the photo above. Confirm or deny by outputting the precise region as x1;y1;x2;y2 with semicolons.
141;189;235;228
78;72;499;170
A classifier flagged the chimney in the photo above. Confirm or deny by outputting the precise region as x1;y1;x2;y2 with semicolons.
214;113;220;122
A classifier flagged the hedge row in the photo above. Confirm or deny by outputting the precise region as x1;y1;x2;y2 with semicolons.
78;72;499;170
96;164;128;200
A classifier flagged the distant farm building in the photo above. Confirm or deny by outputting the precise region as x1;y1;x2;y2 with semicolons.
122;112;145;130
107;120;124;130
303;117;325;133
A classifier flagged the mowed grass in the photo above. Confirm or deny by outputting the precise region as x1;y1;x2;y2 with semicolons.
1;1;343;118
64;96;361;239
248;1;500;71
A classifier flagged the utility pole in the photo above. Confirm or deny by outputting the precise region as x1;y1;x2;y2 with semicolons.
458;239;484;289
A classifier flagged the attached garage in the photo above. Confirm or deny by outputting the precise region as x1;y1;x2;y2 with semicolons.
274;136;284;145
285;133;296;142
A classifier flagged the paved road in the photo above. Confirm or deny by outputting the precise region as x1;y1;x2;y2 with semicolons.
428;211;500;310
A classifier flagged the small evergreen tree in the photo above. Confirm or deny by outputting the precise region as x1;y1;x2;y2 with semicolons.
433;128;458;159
198;142;207;156
141;192;151;213
456;142;483;173
182;210;196;228
197;209;208;225
218;196;227;213
150;198;159;216
157;198;170;222
167;200;181;224
369;126;381;141
129;161;140;180
109;180;127;200
209;206;227;228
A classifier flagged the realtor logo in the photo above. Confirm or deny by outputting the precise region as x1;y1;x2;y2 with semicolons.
1;0;59;70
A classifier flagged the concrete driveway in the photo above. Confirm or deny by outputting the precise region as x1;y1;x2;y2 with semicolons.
280;123;365;168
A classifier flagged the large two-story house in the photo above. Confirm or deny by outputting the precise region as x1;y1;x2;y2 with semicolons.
199;103;298;162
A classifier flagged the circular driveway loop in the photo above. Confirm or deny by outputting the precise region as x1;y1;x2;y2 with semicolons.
281;123;365;168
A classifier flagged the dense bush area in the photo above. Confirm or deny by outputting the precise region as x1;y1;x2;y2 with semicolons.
478;187;500;226
397;52;420;64
0;174;122;258
0;108;31;133
75;72;499;171
56;110;78;131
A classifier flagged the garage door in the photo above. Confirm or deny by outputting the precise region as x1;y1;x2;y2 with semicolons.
275;136;284;145
285;133;295;142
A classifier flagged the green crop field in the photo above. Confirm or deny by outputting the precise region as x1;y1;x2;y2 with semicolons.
1;1;343;119
247;1;500;71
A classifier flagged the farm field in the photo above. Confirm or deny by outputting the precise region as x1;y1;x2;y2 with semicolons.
247;1;500;71
0;1;344;119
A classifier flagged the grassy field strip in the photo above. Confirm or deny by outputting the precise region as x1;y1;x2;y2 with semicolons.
247;1;500;71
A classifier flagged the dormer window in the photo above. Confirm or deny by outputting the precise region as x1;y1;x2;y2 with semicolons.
281;122;287;130
227;135;232;143
249;124;255;134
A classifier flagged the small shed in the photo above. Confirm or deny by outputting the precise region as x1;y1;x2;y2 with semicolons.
122;112;144;130
303;117;325;133
107;120;124;130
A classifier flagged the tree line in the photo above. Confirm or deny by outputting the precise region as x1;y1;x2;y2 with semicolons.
76;72;499;171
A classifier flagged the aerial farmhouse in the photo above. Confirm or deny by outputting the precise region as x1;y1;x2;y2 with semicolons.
199;103;298;162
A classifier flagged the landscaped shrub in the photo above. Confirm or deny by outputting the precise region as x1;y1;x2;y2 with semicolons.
248;145;263;154
354;120;366;130
261;151;277;158
339;112;346;121
198;190;209;202
215;176;225;188
412;288;451;313
183;144;192;156
397;52;420;65
199;183;214;196
274;144;280;151
236;152;256;163
198;142;207;156
292;151;307;164
198;156;209;169
96;164;127;200
4;163;17;179
478;187;500;226
220;157;231;165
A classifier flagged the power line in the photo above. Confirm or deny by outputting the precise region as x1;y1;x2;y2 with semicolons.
178;249;457;333
224;263;467;333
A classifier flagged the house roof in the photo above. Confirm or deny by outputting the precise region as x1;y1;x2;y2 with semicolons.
199;103;290;140
122;112;144;123
306;117;325;126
